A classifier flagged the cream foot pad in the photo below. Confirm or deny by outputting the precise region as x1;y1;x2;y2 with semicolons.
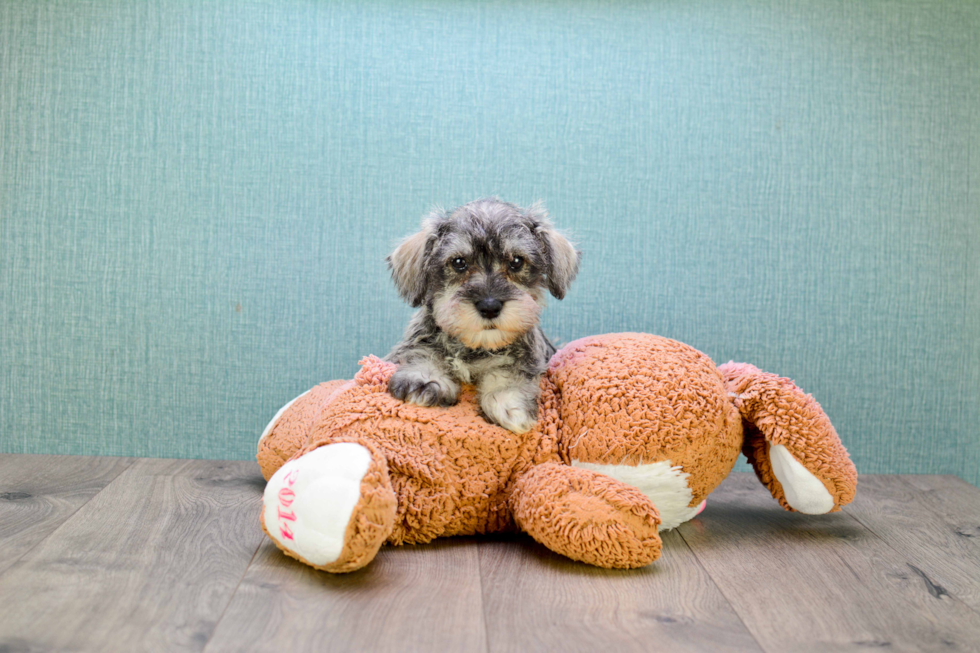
262;443;371;566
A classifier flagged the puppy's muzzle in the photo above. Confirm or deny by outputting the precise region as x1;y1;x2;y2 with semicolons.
475;297;503;320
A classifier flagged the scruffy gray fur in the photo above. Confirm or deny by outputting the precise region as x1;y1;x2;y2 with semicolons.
384;198;580;433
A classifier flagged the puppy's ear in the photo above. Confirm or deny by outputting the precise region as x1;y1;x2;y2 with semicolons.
527;203;580;300
387;218;437;307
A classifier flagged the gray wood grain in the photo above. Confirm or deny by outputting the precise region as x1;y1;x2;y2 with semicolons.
205;537;487;653
0;458;266;653
0;453;133;576
846;475;980;614
479;530;763;653
678;473;980;652
4;456;979;653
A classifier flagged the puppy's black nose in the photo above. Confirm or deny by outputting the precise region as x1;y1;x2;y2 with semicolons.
475;297;503;319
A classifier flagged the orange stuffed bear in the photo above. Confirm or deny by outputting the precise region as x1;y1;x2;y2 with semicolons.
257;333;856;572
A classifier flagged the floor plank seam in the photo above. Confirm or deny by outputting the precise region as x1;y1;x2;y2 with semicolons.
202;540;264;653
0;457;135;582
674;526;768;653
476;541;493;653
842;482;980;620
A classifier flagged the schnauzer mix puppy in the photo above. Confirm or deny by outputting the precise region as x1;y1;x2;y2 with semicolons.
385;198;580;433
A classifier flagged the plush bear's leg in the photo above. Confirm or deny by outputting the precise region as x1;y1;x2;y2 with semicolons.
509;462;662;569
261;440;396;573
257;380;352;481
719;362;858;514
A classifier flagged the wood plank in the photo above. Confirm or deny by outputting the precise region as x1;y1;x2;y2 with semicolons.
206;537;487;653
845;475;980;614
901;474;980;525
678;473;980;652
0;458;266;652
0;454;133;575
479;530;763;653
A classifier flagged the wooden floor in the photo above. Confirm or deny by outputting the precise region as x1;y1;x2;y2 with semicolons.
1;456;979;652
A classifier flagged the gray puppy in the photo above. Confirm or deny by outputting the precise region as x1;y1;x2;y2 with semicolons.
384;198;580;433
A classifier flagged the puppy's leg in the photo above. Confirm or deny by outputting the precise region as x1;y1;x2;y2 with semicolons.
478;369;540;433
389;355;460;407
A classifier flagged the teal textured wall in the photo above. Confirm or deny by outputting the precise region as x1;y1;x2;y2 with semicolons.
1;1;978;483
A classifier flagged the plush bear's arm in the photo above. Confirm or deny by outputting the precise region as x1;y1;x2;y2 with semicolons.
508;462;662;568
718;362;857;514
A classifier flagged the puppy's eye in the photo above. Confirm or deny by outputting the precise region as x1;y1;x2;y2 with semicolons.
451;257;467;272
508;255;524;272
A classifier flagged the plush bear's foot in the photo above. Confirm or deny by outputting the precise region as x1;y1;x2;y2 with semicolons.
261;442;397;573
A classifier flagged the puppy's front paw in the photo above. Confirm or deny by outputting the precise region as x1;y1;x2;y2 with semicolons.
389;368;459;407
480;389;539;433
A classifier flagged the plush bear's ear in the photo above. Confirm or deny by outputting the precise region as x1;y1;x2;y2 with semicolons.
386;216;438;307
527;202;580;300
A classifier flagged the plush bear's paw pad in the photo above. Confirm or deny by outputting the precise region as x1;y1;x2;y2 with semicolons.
768;444;835;514
262;443;371;566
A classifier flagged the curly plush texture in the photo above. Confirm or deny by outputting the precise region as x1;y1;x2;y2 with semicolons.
257;379;351;477
286;356;564;544
257;333;857;572
510;462;662;568
548;334;743;505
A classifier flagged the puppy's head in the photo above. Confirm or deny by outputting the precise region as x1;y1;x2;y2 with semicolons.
387;198;580;350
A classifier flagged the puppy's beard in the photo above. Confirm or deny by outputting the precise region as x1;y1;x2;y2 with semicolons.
433;291;541;350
